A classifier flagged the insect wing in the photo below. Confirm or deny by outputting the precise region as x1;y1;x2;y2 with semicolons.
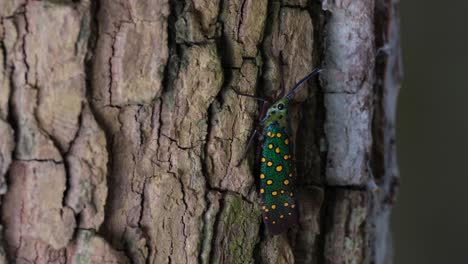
259;125;298;234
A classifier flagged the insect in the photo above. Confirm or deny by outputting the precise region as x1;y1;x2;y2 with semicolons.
235;68;321;235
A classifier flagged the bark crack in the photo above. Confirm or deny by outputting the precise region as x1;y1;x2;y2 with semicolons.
236;0;248;42
20;4;31;87
208;192;225;264
199;97;217;263
281;4;310;11
106;20;135;106
15;158;63;165
0;19;7;75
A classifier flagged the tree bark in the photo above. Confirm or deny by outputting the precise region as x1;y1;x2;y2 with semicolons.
0;0;401;263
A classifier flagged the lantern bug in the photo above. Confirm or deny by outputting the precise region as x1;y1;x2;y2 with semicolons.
234;68;321;235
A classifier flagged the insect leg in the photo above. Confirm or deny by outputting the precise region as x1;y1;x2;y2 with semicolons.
236;126;259;167
231;87;269;166
231;87;269;102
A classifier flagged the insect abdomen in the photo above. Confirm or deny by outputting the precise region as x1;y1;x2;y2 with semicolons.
259;125;297;234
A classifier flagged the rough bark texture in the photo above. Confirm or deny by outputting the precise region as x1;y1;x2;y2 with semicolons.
0;0;401;263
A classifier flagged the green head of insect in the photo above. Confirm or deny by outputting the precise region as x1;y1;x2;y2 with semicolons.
262;68;322;128
262;98;289;128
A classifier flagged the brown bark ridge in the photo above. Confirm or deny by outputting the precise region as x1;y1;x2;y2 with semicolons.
0;0;401;263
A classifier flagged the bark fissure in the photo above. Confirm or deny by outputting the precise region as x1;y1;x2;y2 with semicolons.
199;96;218;263
1;19;8;73
20;5;30;87
236;0;248;42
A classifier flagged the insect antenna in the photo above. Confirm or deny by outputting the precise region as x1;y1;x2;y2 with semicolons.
279;63;287;98
285;68;322;100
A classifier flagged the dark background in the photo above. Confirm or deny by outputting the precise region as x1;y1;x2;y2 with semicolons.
393;1;468;263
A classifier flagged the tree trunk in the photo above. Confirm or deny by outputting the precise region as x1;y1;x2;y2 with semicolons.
0;0;401;263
